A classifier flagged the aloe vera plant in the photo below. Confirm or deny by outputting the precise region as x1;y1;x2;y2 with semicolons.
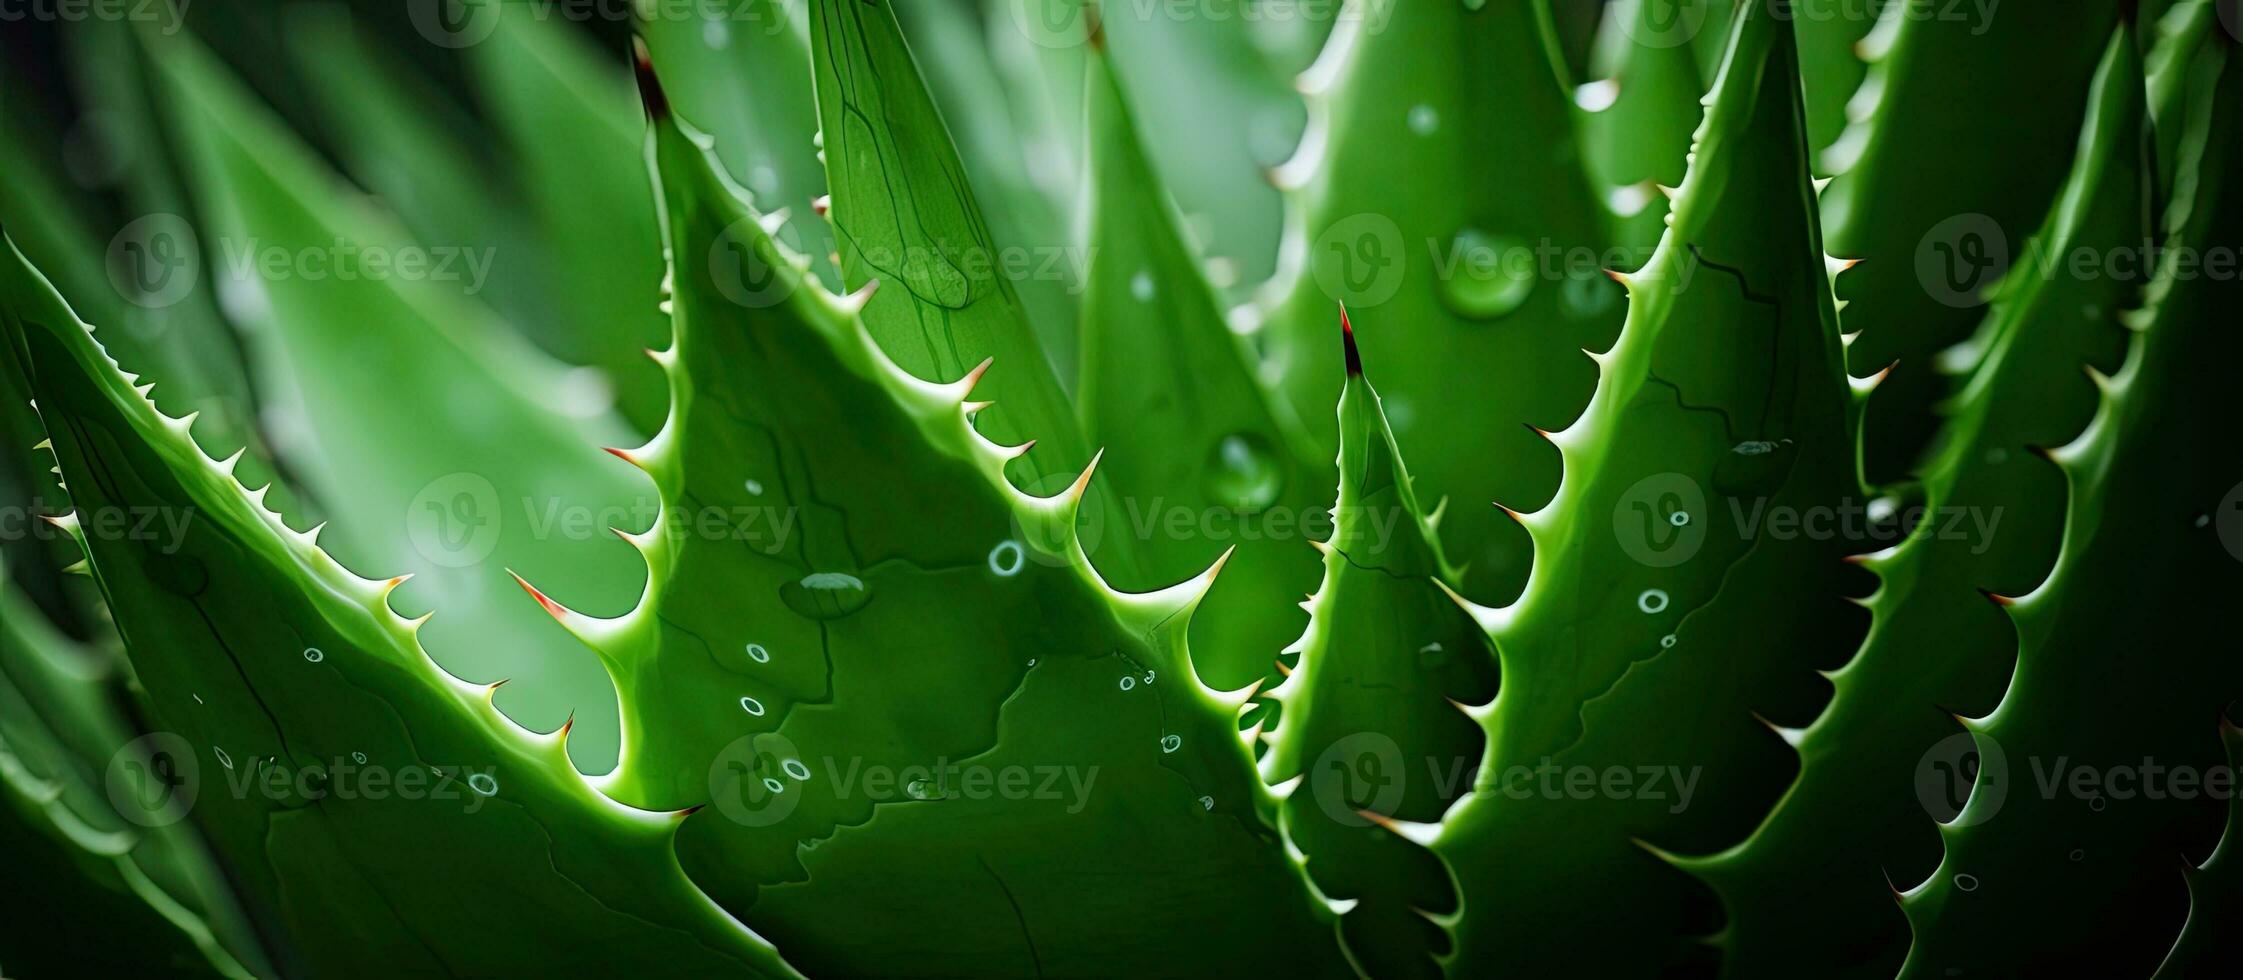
1;0;2239;976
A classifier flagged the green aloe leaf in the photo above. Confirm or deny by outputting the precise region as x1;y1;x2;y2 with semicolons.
1896;27;2243;975
806;0;1090;493
521;67;1353;975
1678;21;2165;976
636;0;835;289
462;0;672;429
1821;0;2123;480
0;571;269;978
1431;7;1871;973
1256;0;1625;604
140;26;646;771
1582;0;1708;255
0;235;799;978
1258;320;1500;980
2156;719;2243;977
1075;38;1326;693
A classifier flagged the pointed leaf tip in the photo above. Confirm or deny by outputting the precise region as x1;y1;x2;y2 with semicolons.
1340;304;1362;376
509;571;572;621
632;36;668;121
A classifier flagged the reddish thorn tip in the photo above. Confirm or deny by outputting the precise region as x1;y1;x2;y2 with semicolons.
510;572;571;620
1084;0;1105;49
1340;304;1362;376
604;447;640;466
1976;587;2015;607
632;37;669;121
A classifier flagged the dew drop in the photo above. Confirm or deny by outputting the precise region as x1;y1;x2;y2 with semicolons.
763;777;785;794
988;540;1026;577
1199;795;1215;810
1142;670;1156;684
781;571;871;620
907;778;939;800
469;772;498;797
1204;433;1284;510
1119;676;1137;691
1953;873;1980;892
1407;104;1439;135
1131;270;1156;302
1438;229;1535;321
1660;634;1677;649
745;478;765;496
1637;589;1670;614
1667;511;1690;527
1161;734;1182;753
747;643;771;664
1714;438;1798;497
302;647;325;663
702;19;730;49
740;696;766;716
351;751;368;765
2069;848;2086;862
214;747;234;770
782;759;811;781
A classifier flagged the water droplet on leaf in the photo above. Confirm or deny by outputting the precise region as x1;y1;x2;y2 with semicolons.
1438;229;1535;320
781;571;871;620
1204;434;1283;510
1408;104;1439;135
